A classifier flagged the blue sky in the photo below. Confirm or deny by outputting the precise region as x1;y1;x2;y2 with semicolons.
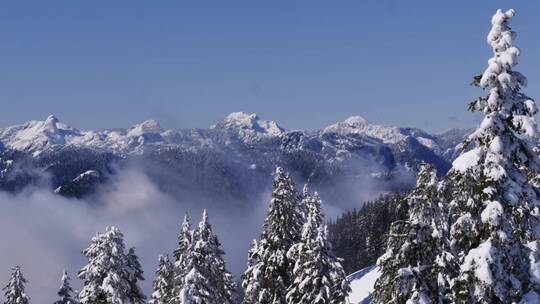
0;1;539;132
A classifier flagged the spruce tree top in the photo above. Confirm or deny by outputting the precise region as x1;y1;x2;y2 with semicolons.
453;8;540;241
408;163;441;225
78;226;146;304
174;214;192;262
55;270;78;304
261;167;302;247
3;266;29;304
149;255;174;304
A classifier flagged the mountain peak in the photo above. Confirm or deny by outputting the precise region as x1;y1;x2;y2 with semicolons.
45;114;59;124
138;119;161;129
224;112;260;124
0;115;78;153
44;115;60;132
214;112;284;137
343;116;369;126
127;119;164;138
324;115;408;144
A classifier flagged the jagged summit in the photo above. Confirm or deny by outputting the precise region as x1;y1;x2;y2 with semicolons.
209;112;285;144
127;119;163;137
224;112;259;124
343;115;369;126
45;114;59;128
0;115;80;153
213;112;284;136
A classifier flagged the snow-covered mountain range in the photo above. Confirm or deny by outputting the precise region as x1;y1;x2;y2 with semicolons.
0;112;470;206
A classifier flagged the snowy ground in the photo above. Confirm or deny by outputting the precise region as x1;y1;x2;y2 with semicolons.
347;265;380;304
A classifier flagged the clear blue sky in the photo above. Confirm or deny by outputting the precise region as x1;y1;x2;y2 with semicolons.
0;1;539;132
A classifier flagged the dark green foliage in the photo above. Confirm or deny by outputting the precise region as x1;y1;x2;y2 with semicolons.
328;193;408;273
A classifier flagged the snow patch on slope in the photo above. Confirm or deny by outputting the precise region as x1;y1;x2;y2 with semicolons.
347;265;380;304
73;170;100;183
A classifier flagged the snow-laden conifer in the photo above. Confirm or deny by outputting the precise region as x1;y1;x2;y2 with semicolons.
149;255;175;304
174;215;192;264
3;266;29;304
373;163;454;304
54;270;78;304
242;167;303;304
78;226;146;304
286;188;349;304
179;210;236;304
179;267;210;304
242;240;262;304
126;247;146;304
447;8;540;303
173;214;193;302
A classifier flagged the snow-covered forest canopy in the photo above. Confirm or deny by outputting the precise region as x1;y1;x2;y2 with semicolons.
1;6;540;304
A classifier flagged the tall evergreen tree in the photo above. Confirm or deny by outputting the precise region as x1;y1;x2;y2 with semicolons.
174;215;192;263
126;248;146;304
173;214;193;302
3;266;29;304
242;240;262;304
242;167;303;304
447;8;540;303
54;270;78;304
78;226;146;304
149;255;175;304
286;189;349;304
298;184;311;221
373;164;453;304
180;210;236;304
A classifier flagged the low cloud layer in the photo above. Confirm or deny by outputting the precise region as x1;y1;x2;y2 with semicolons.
0;157;403;302
0;167;268;302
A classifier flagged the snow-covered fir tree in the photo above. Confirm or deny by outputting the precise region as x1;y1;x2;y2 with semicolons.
298;184;311;221
3;266;29;304
149;255;175;304
242;167;303;304
179;265;212;304
373;163;454;304
126;247;146;304
173;214;193;302
447;8;540;303
54;270;78;304
242;239;262;304
179;210;236;304
78;226;146;304
286;189;349;304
